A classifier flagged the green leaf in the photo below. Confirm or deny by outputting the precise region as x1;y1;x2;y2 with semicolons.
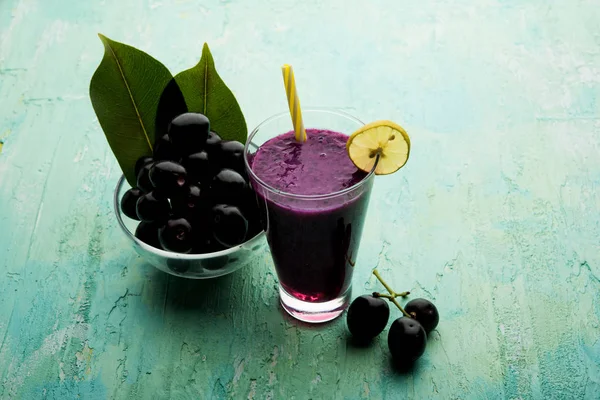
89;34;178;186
175;43;248;143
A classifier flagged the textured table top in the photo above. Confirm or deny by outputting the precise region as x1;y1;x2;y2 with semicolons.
1;0;600;399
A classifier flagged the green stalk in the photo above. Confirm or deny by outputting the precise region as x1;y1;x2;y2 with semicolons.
373;269;411;318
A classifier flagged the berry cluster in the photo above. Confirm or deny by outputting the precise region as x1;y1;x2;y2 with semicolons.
120;112;261;254
347;269;439;368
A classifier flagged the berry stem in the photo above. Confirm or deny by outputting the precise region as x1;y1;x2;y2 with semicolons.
373;291;410;300
373;269;396;295
373;269;411;318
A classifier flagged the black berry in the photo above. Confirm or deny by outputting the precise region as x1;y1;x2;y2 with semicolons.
168;113;210;155
211;204;248;247
191;234;226;254
135;221;162;249
184;151;212;183
211;169;248;203
215;140;246;175
159;218;194;253
136;191;170;222
404;298;439;334
167;258;192;274
154;134;180;162
149;161;187;192
205;131;221;153
121;188;143;220
239;193;263;238
388;317;427;366
136;162;154;193
203;254;230;270
347;295;390;342
171;184;207;220
134;156;154;178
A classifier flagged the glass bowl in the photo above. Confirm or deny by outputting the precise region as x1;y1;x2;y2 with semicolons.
113;175;266;279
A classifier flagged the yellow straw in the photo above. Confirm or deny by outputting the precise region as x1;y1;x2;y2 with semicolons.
281;64;307;142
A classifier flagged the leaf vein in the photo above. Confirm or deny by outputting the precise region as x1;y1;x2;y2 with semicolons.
203;56;208;115
105;40;153;152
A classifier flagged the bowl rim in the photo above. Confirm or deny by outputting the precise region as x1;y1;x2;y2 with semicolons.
113;175;265;260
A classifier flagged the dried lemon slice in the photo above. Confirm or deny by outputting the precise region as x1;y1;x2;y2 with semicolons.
346;120;410;175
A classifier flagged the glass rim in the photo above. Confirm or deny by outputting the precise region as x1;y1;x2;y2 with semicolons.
113;175;265;261
243;108;379;201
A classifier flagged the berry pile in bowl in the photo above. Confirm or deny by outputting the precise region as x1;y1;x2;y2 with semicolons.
114;113;265;278
90;37;268;279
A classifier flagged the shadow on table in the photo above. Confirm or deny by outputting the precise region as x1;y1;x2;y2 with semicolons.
143;263;377;337
343;332;421;376
389;357;419;375
145;265;241;315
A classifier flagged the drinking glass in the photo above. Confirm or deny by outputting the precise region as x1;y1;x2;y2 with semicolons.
244;109;376;323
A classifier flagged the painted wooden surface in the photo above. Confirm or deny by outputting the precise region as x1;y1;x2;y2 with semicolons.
1;0;599;398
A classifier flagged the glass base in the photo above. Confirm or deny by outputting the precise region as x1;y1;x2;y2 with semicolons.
279;286;351;323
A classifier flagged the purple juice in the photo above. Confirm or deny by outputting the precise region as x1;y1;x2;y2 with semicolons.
250;129;373;302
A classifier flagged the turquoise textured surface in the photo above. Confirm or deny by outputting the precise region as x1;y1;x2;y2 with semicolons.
1;0;599;398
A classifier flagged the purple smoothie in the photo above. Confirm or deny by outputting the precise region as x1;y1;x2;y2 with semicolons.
250;129;373;302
